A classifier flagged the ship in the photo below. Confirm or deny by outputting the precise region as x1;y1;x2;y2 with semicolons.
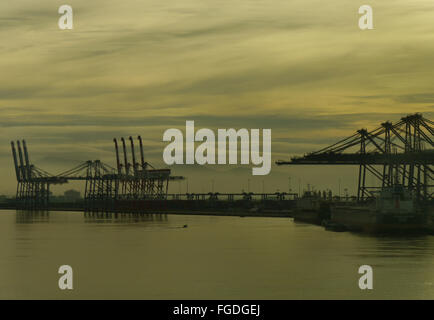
292;190;330;225
330;185;428;233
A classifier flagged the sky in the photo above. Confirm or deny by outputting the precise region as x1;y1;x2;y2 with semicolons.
0;0;433;195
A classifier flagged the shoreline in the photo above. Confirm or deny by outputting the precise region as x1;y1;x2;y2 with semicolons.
0;207;293;218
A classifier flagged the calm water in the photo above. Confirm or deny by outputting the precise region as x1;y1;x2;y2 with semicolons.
0;210;433;299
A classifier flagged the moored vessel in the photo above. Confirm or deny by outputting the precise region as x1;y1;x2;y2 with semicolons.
293;190;330;224
330;185;427;233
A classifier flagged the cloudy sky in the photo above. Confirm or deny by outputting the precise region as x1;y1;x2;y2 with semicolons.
0;0;433;195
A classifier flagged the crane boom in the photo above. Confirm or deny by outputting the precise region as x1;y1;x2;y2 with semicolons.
121;137;129;175
22;140;32;180
10;141;20;181
113;138;121;175
138;135;147;170
129;136;137;174
16;140;27;181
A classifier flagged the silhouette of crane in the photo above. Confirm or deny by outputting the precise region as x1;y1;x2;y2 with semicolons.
276;113;433;203
11;136;183;210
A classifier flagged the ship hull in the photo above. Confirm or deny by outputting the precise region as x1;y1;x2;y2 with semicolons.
293;209;322;225
331;206;427;234
293;202;331;225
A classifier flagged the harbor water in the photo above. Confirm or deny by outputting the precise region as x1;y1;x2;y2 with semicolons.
0;210;433;299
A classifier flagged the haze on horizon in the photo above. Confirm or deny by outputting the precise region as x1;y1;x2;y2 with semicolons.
0;0;433;195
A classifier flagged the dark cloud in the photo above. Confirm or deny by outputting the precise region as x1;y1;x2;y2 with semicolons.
352;92;434;105
394;93;434;104
0;112;380;130
0;86;48;100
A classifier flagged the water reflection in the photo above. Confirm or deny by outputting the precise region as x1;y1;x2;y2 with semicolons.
83;211;168;224
2;210;433;299
15;210;50;224
348;233;434;261
374;237;434;260
14;210;171;225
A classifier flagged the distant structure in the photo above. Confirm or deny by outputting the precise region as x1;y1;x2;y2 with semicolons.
277;113;433;204
64;189;81;202
11;136;183;210
11;140;67;209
